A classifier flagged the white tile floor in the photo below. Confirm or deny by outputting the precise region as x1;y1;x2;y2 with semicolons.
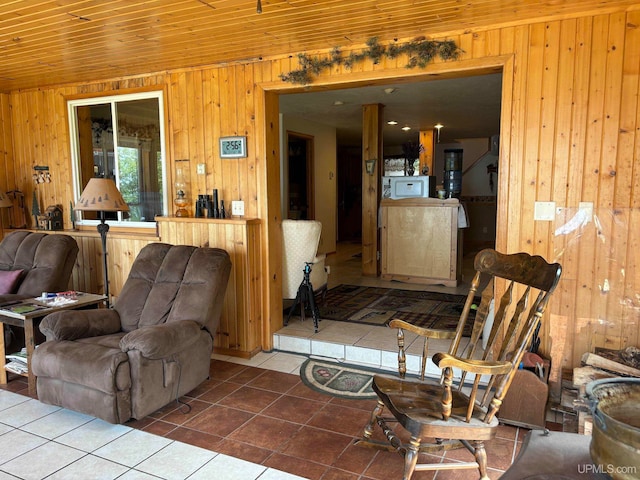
0;384;306;480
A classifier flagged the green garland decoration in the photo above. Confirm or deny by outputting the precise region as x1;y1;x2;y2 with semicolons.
280;36;462;85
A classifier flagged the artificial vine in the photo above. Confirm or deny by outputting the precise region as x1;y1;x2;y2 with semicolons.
279;36;462;85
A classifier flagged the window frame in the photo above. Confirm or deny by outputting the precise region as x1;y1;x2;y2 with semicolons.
68;90;168;229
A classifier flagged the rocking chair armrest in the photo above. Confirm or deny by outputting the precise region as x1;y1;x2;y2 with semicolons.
433;352;512;375
388;319;458;339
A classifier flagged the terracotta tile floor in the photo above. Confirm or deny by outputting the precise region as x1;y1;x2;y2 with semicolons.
131;360;530;480
4;357;566;479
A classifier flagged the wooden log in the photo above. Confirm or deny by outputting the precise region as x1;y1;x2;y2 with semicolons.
581;352;640;377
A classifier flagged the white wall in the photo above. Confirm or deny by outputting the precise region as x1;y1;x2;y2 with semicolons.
281;115;337;254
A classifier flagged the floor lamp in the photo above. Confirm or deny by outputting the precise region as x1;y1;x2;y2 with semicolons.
75;178;129;308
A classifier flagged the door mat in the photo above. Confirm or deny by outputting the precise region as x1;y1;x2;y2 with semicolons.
299;358;378;400
315;284;478;334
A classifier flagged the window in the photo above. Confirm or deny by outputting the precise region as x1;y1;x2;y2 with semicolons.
68;91;167;226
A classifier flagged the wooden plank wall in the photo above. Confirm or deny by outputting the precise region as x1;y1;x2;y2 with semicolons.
157;218;263;357
3;7;640;391
0;93;14;231
39;219;263;357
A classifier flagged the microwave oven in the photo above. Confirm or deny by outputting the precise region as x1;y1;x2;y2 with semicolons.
384;176;436;199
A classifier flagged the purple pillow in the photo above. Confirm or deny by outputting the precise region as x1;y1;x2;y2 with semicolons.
0;270;24;294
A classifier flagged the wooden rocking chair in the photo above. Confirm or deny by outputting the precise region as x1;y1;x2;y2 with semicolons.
355;249;562;480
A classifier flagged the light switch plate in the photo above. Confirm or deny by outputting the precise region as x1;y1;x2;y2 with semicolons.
231;200;244;216
196;163;206;175
534;201;556;221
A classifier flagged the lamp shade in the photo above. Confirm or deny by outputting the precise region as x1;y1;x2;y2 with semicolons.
0;192;12;209
75;178;129;212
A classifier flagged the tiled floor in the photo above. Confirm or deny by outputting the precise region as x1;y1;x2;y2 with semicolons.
1;352;529;480
0;372;305;480
0;242;546;479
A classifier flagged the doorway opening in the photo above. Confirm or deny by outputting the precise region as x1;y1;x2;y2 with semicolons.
286;132;315;220
337;146;362;242
278;71;502;275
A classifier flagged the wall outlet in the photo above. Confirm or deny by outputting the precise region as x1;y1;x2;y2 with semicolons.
231;200;244;216
196;163;206;175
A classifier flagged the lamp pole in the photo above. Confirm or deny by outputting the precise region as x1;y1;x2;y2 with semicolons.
97;211;111;308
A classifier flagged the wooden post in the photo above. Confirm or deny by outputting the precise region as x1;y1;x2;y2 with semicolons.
362;104;383;277
419;129;435;175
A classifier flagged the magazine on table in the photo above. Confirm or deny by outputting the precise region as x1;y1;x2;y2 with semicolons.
0;301;49;315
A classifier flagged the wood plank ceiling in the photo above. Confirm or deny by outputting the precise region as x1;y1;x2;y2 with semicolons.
1;0;638;93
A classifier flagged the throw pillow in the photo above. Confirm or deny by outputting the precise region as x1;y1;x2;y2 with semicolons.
0;269;24;294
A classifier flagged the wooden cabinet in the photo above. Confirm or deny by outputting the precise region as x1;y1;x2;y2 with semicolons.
156;216;262;358
380;198;460;287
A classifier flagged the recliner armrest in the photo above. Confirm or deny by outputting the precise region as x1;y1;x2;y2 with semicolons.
39;309;122;341
119;320;203;359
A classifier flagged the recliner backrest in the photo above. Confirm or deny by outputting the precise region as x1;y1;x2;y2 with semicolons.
115;243;231;334
0;231;79;295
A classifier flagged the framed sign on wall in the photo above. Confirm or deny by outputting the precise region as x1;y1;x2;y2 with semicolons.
219;136;247;158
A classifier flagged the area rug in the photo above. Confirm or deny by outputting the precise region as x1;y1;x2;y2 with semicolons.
299;358;377;399
317;284;478;335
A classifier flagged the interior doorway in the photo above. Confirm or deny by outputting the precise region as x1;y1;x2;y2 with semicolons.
337;147;362;242
286;131;315;220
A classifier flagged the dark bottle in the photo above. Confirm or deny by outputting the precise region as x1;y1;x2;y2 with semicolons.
212;189;220;218
220;200;226;219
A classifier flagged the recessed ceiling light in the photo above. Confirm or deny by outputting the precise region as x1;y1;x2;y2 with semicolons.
387;120;398;125
332;100;344;106
401;126;411;131
384;87;397;94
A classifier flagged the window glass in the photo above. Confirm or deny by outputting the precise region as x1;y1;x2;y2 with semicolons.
69;92;167;226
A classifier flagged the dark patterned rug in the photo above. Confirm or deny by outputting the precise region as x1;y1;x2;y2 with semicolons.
316;284;478;334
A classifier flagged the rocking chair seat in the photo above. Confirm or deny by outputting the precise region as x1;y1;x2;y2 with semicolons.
373;374;497;440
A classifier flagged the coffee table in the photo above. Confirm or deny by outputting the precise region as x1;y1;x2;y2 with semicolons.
0;292;106;395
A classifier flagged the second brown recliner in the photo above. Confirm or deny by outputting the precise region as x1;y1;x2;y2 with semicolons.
32;243;231;424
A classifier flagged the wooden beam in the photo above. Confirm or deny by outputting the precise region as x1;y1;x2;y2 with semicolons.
419;129;435;175
361;103;383;277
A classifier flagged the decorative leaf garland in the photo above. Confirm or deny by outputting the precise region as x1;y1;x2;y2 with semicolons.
280;36;462;85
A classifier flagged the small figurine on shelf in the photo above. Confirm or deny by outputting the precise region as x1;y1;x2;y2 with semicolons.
220;200;226;219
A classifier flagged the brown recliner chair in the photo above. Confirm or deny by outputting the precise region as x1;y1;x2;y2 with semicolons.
32;243;231;424
0;231;79;303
